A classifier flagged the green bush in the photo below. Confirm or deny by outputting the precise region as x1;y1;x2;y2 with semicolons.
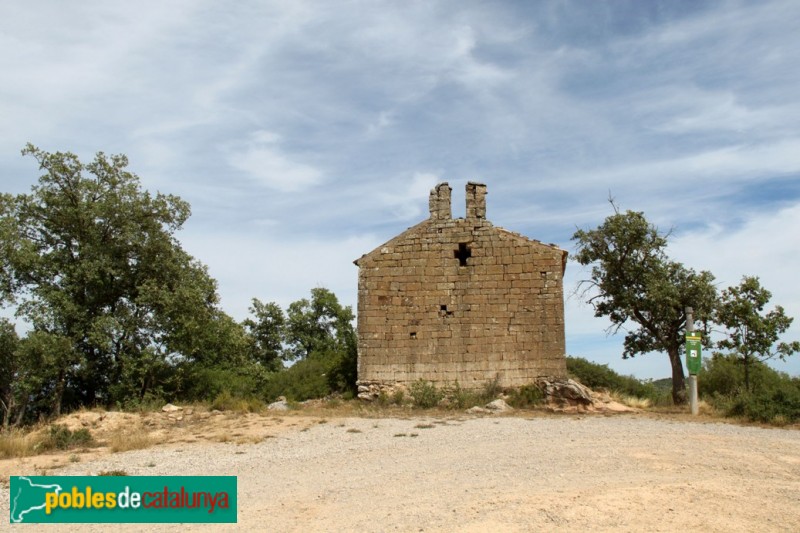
263;358;332;402
721;383;800;424
38;425;94;451
444;382;484;409
181;363;269;402
507;384;544;408
409;380;443;408
391;389;405;405
482;374;502;399
701;354;800;424
700;353;786;396
567;356;663;401
116;392;167;413
209;390;265;412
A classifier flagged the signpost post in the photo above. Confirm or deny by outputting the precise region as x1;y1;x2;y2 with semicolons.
685;307;701;415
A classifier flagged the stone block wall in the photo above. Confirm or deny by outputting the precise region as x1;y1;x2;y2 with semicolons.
354;182;567;389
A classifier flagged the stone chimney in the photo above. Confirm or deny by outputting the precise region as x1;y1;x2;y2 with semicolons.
465;182;487;220
429;182;452;220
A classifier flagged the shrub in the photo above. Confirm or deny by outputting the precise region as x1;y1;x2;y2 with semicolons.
391;389;405;405
567;356;664;402
210;390;265;413
446;382;484;409
263;358;331;402
182;363;269;402
409;380;443;408
507;385;544;408
700;353;785;396
116;392;166;413
38;425;94;452
701;353;800;425
482;374;502;399
720;383;800;424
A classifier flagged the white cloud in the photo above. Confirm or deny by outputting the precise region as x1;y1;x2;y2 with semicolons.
179;230;379;321
541;139;800;200
227;131;323;192
653;90;797;135
374;172;441;221
366;111;397;136
670;201;800;329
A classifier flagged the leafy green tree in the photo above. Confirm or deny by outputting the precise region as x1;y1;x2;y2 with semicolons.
243;298;285;370
699;352;787;397
0;319;20;427
284;287;357;393
285;287;355;361
714;276;799;392
0;144;241;414
572;208;717;404
15;331;77;419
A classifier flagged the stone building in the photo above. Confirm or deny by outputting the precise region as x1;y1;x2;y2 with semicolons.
354;182;567;392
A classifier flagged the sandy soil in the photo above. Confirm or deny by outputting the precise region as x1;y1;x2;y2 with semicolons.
2;408;799;532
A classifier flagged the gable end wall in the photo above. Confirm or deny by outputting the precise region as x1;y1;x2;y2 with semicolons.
356;213;567;389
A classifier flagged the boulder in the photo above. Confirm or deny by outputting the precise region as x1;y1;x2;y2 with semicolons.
161;403;182;413
268;398;290;411
536;378;594;407
485;399;513;412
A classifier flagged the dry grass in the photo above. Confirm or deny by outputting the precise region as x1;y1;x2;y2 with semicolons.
610;392;652;409
1;424;95;458
0;428;41;459
697;400;717;416
237;434;267;444
108;427;154;453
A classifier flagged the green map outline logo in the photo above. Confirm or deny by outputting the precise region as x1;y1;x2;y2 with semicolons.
10;476;64;523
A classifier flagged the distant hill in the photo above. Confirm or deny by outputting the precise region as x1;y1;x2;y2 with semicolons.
650;378;673;391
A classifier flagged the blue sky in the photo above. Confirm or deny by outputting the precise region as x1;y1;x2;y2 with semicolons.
2;0;799;380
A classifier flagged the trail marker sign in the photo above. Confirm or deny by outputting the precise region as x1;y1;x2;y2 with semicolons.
685;333;702;375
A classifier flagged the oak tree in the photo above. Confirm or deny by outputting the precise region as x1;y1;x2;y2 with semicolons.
0;144;242;417
715;276;799;392
572;209;717;404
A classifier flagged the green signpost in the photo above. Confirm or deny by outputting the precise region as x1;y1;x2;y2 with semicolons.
685;332;702;376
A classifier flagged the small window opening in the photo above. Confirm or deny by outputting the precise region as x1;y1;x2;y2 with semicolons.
439;304;453;318
409;331;417;339
454;243;472;266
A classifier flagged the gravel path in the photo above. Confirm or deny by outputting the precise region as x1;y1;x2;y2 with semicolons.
4;414;799;532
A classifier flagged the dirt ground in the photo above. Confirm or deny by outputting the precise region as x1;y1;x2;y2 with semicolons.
2;407;799;532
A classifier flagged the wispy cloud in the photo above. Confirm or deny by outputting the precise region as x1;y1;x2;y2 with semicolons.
226;131;323;192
